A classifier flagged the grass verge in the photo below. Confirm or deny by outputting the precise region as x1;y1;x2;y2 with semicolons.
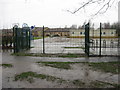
0;64;13;68
34;36;48;40
11;52;119;58
37;61;120;74
85;62;120;74
14;71;66;83
11;53;86;58
58;53;85;58
33;37;42;40
72;79;120;88
14;71;120;87
91;80;120;88
72;80;85;87
64;47;85;49
36;62;79;69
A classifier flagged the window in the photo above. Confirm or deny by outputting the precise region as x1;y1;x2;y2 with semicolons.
80;32;82;34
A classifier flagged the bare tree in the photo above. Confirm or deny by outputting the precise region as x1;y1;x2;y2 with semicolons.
103;22;111;29
70;24;77;29
67;0;118;18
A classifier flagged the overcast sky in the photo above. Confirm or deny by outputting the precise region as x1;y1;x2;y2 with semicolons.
0;0;119;29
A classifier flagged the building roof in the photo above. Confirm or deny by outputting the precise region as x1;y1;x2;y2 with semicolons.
2;29;13;36
2;29;13;33
45;28;70;32
32;27;43;31
32;27;49;32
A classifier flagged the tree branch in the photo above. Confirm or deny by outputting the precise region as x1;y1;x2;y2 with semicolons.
67;0;104;14
67;0;116;17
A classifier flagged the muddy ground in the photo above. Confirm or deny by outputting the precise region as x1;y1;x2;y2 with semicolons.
2;52;119;88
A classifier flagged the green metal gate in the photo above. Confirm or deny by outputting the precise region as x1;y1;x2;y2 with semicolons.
84;23;101;56
13;23;31;53
84;23;119;56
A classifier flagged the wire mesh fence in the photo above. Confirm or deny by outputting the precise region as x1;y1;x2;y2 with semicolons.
90;38;119;56
29;36;119;56
29;37;85;54
1;26;120;56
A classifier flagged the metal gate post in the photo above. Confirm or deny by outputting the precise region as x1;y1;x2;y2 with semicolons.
99;23;102;56
25;28;28;49
28;28;31;48
85;23;90;56
43;26;45;54
13;25;19;53
13;26;16;53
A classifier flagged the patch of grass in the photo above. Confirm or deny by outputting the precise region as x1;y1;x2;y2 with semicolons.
11;53;34;56
36;62;79;69
72;80;85;87
90;80;120;88
34;36;48;40
89;81;109;88
57;78;66;83
112;83;120;88
14;71;66;83
58;53;85;58
30;47;34;48
86;62;120;74
37;61;119;74
14;71;120;87
64;47;85;49
33;37;42;40
11;53;86;58
0;64;13;68
11;53;59;57
72;80;120;88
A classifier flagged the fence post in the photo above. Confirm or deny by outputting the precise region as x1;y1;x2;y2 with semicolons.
43;26;45;54
28;29;31;48
85;23;90;57
99;23;102;56
13;27;15;53
13;26;18;53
